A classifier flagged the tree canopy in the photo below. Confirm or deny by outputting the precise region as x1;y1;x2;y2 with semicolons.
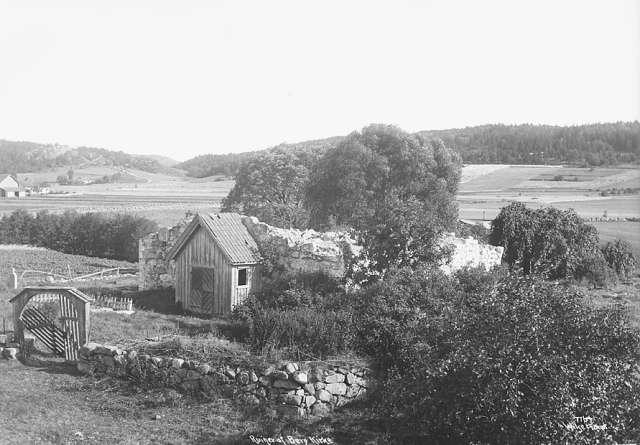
307;124;461;273
221;149;312;229
489;202;603;279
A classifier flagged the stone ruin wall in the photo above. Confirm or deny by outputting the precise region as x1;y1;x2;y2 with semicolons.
439;233;504;275
138;214;504;290
138;216;191;291
77;342;368;418
240;216;361;279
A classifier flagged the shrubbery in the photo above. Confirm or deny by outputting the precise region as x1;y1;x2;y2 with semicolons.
602;239;637;281
353;266;640;443
233;270;353;360
0;209;157;262
490;202;605;280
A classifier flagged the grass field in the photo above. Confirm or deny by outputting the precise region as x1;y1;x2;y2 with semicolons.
458;165;640;221
592;221;640;255
2;168;234;226
0;245;135;287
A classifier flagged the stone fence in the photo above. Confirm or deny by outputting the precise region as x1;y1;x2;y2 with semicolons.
77;342;369;417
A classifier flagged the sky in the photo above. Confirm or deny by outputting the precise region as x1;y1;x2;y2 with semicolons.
0;0;638;161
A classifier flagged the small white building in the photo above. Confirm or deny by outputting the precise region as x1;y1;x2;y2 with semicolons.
0;174;21;198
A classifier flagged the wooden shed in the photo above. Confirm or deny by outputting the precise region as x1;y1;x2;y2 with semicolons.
167;213;261;315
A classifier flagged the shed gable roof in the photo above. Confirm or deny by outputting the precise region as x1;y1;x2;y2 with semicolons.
168;213;260;264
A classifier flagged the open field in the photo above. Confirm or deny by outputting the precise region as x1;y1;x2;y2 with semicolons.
458;165;640;221
0;169;234;225
0;246;135;285
3;164;639;231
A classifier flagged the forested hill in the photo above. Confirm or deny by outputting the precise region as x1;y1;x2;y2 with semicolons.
0;140;168;173
176;136;344;178
417;122;640;165
179;122;640;178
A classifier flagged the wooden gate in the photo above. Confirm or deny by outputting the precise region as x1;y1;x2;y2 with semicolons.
10;287;90;362
190;266;214;314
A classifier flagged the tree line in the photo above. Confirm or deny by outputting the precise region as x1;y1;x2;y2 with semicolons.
0;210;157;262
180;122;639;179
419;122;640;166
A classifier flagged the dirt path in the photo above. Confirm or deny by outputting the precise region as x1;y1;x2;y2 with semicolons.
0;359;259;444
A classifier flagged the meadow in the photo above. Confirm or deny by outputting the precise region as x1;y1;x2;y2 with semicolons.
457;165;640;221
5;164;639;226
0;246;135;282
3;167;233;226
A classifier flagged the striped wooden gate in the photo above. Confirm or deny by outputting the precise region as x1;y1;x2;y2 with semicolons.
20;306;66;355
190;266;215;315
10;287;90;362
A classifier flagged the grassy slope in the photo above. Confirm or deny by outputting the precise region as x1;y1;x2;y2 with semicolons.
0;360;268;445
0;246;135;278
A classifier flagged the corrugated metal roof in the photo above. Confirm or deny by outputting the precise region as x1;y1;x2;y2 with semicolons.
199;213;261;264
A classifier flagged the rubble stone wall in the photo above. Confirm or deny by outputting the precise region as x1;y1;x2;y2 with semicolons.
138;214;504;290
241;216;361;279
138;217;191;290
77;342;369;417
440;233;504;275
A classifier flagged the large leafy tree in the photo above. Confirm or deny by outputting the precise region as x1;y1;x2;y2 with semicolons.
490;202;602;279
307;124;461;273
221;149;311;229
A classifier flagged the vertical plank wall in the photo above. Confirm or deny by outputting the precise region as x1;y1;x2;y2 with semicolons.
231;265;261;310
175;227;232;315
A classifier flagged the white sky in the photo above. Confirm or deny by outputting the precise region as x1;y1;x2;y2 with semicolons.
0;0;638;161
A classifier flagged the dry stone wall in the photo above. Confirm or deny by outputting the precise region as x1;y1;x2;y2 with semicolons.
77;342;369;417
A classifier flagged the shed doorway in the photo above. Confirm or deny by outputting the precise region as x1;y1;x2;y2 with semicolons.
190;266;215;314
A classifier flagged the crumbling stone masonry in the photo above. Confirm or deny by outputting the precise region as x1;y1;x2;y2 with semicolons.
138;216;191;290
241;216;361;279
77;342;369;418
439;233;504;275
138;214;362;290
139;214;504;290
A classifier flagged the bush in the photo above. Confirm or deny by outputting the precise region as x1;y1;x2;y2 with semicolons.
456;220;490;243
232;269;353;359
353;267;640;443
0;210;157;262
602;239;637;281
574;250;615;288
244;304;353;359
490;202;601;279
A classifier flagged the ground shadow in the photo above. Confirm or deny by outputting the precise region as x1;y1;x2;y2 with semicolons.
19;349;80;376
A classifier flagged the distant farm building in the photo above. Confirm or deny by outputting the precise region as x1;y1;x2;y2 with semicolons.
0;174;23;198
167;213;261;315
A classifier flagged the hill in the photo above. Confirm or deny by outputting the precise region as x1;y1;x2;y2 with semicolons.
176;136;344;178
178;122;640;178
0;140;169;174
417;122;640;165
136;154;180;168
